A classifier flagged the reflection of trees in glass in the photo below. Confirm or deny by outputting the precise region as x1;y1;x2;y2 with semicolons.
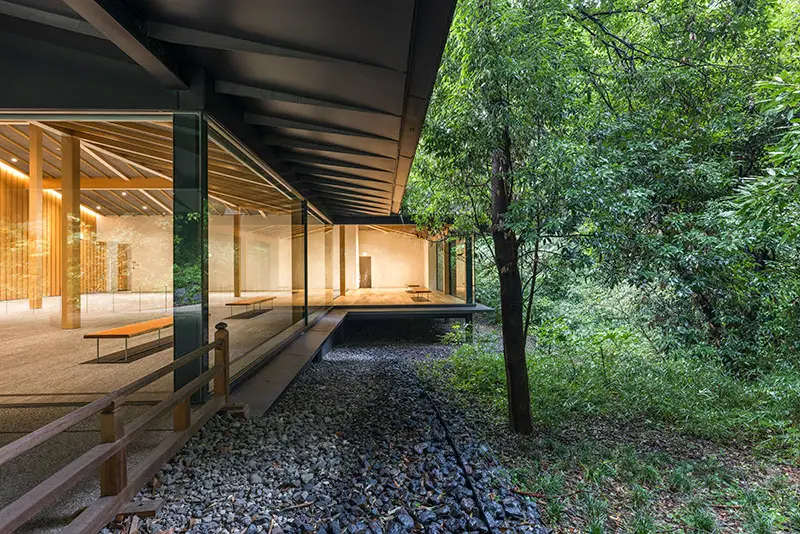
173;210;206;308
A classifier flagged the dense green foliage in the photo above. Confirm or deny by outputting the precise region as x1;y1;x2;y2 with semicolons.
423;285;800;531
406;0;800;376
437;283;800;458
407;0;800;529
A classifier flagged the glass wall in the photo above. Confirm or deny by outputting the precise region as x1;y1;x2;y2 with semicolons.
435;241;445;292
442;239;468;301
206;130;306;379
0;117;178;405
307;213;333;320
0;115;477;416
454;239;467;301
332;225;342;300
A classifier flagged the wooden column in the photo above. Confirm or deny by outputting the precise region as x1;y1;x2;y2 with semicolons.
291;201;307;324
99;402;127;496
28;125;44;309
213;322;230;403
61;134;81;329
233;212;241;297
339;225;346;297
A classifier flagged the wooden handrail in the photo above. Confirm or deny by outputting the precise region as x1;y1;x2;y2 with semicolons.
63;396;226;534
125;366;219;439
0;443;120;532
0;338;222;468
0;322;232;534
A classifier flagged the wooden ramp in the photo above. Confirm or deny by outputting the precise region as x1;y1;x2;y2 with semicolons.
232;310;347;416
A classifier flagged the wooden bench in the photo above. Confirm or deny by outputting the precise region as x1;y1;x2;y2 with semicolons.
85;317;173;362
410;288;432;301
224;296;276;318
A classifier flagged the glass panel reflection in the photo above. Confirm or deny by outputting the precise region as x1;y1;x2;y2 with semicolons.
332;225;466;306
206;128;305;379
0;118;177;407
308;214;333;320
455;239;467;301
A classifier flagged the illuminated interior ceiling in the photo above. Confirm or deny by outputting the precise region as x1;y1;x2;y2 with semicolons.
359;224;432;240
0;0;456;219
0;121;291;216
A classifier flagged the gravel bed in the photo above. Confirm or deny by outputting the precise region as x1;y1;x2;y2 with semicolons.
112;331;548;534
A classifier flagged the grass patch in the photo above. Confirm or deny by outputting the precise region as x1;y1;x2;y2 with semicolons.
419;284;800;532
435;337;800;460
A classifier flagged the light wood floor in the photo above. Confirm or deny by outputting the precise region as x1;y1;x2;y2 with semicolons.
0;292;303;406
0;288;464;407
333;287;465;306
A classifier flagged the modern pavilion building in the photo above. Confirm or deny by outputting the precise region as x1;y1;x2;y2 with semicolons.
0;0;482;403
0;2;491;530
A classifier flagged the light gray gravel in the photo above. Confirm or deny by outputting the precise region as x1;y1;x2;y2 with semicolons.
108;325;548;534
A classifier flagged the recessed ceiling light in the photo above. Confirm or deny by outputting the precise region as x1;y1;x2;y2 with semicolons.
121;192;127;196
10;157;17;163
142;205;148;210
96;206;102;210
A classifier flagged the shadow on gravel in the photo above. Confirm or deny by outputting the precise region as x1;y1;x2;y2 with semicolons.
341;318;455;344
125;321;548;534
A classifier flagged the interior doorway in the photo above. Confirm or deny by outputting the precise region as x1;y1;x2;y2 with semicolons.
359;256;372;288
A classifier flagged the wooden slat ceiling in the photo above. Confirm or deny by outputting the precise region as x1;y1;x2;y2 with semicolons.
0;121;292;217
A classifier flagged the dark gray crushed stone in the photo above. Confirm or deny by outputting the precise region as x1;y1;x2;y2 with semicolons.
115;335;548;534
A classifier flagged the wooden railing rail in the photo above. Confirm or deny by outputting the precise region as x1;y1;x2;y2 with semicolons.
0;338;223;468
0;322;232;534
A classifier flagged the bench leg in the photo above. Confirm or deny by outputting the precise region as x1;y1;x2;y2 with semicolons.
124;339;128;362
97;339;100;362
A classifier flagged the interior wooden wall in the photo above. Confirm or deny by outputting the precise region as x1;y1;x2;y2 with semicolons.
117;243;131;291
0;166;27;300
0;165;107;301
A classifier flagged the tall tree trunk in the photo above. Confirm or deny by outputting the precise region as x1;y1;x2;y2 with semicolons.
491;145;533;435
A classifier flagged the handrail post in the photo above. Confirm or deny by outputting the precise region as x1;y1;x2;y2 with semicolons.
173;398;191;432
214;322;230;404
99;401;127;496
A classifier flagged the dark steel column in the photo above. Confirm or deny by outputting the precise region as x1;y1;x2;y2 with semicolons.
291;200;307;325
466;236;475;304
302;201;308;324
172;112;209;400
443;242;451;295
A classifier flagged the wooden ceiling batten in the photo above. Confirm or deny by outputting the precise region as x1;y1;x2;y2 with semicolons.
139;189;172;215
124;190;153;213
2;119;300;216
3;126;61;178
107;190;146;215
89;190;126;216
82;144;130;180
82;142;171;181
82;190;123;216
